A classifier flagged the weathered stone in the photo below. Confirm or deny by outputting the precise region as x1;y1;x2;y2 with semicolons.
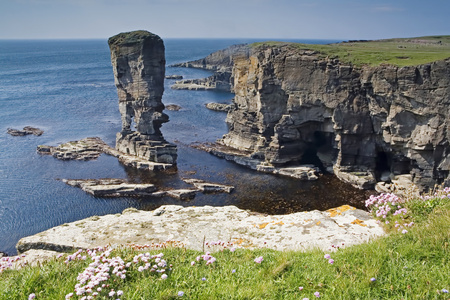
165;189;197;200
166;104;182;111
7;126;43;136
205;102;233;112
184;43;450;190
16;205;385;253
37;137;174;170
108;30;177;164
182;178;234;193
63;179;157;197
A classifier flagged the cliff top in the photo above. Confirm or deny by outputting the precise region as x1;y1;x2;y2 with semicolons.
108;30;162;47
252;35;450;67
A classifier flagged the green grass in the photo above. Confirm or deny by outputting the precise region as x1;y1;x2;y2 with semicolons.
251;35;450;67
1;194;449;299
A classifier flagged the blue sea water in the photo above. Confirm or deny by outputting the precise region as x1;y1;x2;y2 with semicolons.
0;38;370;255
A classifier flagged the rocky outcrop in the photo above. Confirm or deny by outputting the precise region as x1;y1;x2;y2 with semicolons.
62;177;234;199
17;205;384;254
108;30;177;164
7;126;43;136
205;102;233;112
37;137;173;170
190;43;450;190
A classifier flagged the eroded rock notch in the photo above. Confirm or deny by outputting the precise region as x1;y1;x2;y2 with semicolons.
108;30;177;164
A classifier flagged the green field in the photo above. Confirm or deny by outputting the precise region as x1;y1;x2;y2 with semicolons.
252;36;450;67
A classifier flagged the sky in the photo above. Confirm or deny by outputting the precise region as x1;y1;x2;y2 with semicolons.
1;0;449;40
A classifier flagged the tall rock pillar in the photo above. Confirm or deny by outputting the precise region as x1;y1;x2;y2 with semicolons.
108;30;177;164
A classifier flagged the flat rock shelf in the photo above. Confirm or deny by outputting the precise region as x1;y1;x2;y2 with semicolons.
16;205;384;255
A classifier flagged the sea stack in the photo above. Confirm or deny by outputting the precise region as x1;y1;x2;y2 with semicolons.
108;30;177;164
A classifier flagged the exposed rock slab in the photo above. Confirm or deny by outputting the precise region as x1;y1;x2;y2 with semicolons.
205;102;233;112
108;30;177;164
194;143;320;181
16;205;384;254
7;126;43;136
37;137;173;170
63;179;157;197
62;177;234;199
182;178;234;193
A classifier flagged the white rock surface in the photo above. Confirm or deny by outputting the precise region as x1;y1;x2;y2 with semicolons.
17;205;384;254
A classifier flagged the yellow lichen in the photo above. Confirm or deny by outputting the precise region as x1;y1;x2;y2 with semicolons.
327;205;356;217
351;219;367;227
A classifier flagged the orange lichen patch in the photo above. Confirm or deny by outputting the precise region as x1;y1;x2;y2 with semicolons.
231;238;254;248
316;221;321;225
351;219;367;227
258;222;270;229
274;221;284;226
327;205;356;217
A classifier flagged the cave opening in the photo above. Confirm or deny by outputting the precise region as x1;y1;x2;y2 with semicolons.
298;131;333;172
375;151;392;181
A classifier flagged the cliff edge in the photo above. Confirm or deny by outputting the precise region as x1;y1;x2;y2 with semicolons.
181;38;450;190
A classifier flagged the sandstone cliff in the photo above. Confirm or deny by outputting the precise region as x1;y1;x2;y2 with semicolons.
187;43;450;190
108;31;177;164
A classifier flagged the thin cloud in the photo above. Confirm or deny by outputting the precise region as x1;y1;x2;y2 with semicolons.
372;5;404;12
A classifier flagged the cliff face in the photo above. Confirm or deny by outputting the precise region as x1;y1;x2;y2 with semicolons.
219;44;450;189
108;31;177;164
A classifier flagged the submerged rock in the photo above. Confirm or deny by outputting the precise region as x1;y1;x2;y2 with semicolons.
7;126;43;136
108;30;177;165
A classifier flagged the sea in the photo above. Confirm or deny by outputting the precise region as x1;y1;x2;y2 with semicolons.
0;38;372;255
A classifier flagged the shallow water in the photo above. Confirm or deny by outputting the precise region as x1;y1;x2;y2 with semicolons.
0;38;371;255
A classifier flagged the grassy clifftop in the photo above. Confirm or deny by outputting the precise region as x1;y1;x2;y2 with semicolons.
252;35;450;67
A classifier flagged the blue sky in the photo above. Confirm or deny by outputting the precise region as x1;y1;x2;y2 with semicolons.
1;0;449;40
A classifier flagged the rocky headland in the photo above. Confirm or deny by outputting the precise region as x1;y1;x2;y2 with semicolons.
175;39;450;191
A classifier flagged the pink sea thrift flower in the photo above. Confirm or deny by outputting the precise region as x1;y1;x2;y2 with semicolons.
178;291;184;296
161;274;168;280
28;294;36;300
402;229;408;234
324;254;331;259
254;256;263;263
299;286;304;291
328;259;334;264
314;291;321;297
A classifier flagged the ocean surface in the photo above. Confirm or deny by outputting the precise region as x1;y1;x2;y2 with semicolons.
0;38;371;255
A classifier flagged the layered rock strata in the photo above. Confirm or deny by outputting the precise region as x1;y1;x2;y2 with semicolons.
108;31;177;164
62;178;233;199
17;205;384;254
37;137;173;170
186;43;450;190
